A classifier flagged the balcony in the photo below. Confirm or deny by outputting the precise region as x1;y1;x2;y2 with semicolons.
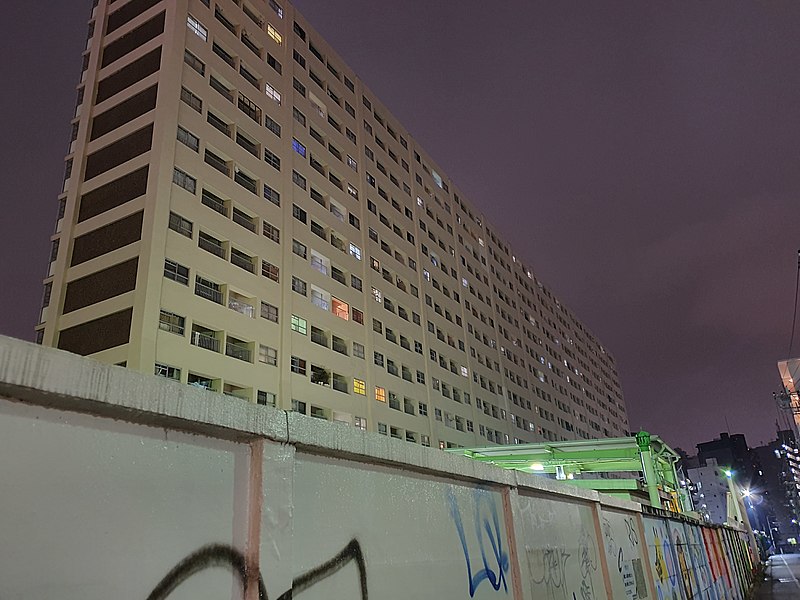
199;233;225;258
210;76;234;102
204;151;231;176
234;170;257;194
191;330;220;352
225;339;252;362
214;7;237;34
230;248;255;273
195;279;223;304
201;190;227;216
212;42;236;69
232;208;256;232
207;112;231;137
228;296;255;318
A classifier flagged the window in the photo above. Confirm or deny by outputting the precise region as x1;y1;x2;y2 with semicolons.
349;243;362;260
258;344;278;366
177;126;199;152
291;276;307;295
184;49;205;75
292;170;307;190
159;310;185;335
155;363;181;381
262;260;279;282
261;301;279;322
332;298;349;320
172;168;196;193
265;82;282;104
290;356;307;375
353;342;365;359
293;107;306;127
374;351;384;366
375;387;386;402
372;287;382;302
352;307;363;324
267;23;282;44
263;183;280;205
264;148;281;170
292;138;306;157
351;275;362;291
292;239;307;258
265;114;281;137
181;87;203;112
263;221;280;243
168;212;193;237
291;315;307;335
257;391;277;406
311;287;330;310
354;379;366;395
187;15;208;41
292;204;308;225
164;259;189;285
418;402;428;416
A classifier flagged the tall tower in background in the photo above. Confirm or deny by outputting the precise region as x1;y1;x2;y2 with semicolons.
38;0;629;449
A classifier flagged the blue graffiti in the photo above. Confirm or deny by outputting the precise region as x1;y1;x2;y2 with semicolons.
447;488;510;597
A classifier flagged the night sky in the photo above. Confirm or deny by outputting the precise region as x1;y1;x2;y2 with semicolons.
3;1;800;451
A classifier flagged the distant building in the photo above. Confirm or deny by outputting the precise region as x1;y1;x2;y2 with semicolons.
35;0;629;450
687;458;730;524
750;430;800;551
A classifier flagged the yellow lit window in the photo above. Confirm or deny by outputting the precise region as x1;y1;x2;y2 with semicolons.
375;386;386;402
267;24;282;45
332;298;349;320
354;379;366;395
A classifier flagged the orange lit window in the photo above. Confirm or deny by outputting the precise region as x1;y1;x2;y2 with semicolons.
375;386;386;402
332;297;349;320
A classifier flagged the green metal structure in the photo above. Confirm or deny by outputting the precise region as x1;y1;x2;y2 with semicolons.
447;430;691;512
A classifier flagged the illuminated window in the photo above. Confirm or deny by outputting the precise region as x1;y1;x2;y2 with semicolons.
290;315;307;335
354;379;366;395
187;15;208;41
267;23;282;45
349;243;362;260
292;138;306;157
375;387;386;402
372;287;382;302
265;82;282;105
332;298;349;320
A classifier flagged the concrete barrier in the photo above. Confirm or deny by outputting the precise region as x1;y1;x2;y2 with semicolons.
0;336;755;599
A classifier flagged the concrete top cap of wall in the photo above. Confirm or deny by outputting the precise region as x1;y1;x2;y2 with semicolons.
0;335;619;505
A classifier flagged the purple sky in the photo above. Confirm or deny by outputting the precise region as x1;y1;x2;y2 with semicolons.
3;1;800;450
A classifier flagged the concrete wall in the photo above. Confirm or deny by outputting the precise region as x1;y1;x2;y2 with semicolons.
0;336;754;599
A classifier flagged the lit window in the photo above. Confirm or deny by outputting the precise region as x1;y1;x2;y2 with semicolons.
187;15;208;41
354;379;366;395
461;366;468;377
372;287;382;302
265;82;282;105
290;315;307;335
267;23;282;45
292;138;306;157
349;243;362;260
332;298;349;320
375;387;386;402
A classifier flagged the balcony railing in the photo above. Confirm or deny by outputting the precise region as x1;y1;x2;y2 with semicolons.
226;342;252;362
234;170;257;194
205;152;231;176
228;298;255;318
201;190;227;215
199;235;225;258
192;331;220;352
195;281;223;304
230;250;255;273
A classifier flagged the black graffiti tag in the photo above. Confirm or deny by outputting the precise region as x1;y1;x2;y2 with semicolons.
146;538;367;600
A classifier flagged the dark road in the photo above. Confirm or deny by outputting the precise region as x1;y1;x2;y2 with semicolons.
756;554;800;599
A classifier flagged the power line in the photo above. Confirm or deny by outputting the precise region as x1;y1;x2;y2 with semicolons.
788;250;800;358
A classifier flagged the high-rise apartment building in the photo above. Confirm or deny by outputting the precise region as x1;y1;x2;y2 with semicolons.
38;0;629;449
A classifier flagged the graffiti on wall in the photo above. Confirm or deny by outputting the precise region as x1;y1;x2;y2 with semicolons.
447;487;510;597
147;538;368;600
602;513;649;600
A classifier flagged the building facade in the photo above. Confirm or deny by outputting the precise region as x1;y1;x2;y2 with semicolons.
38;0;629;449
